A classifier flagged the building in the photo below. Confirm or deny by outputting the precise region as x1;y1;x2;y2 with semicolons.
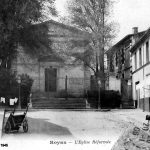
131;28;150;111
106;27;146;108
11;20;91;109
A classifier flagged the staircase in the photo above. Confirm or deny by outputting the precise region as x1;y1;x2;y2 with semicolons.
31;92;86;109
32;98;86;109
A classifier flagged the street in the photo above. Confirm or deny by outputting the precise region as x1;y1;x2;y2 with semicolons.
0;109;149;150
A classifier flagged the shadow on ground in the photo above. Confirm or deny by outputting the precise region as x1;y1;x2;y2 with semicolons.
28;117;72;136
1;116;73;139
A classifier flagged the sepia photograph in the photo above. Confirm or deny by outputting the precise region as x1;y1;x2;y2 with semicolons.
0;0;150;149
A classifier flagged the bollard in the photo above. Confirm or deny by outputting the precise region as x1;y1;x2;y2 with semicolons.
146;115;150;120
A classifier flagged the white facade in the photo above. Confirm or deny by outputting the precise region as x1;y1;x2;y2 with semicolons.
132;35;150;104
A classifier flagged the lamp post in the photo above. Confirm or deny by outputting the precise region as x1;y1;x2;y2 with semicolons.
17;76;21;109
98;79;101;110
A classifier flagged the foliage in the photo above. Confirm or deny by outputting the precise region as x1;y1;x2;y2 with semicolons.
0;69;33;108
102;90;121;108
0;69;18;98
67;0;116;43
72;45;97;74
0;0;57;69
20;74;33;108
65;0;118;89
19;23;52;56
86;90;121;108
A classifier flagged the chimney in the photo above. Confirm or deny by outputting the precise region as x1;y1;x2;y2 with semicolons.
132;27;138;34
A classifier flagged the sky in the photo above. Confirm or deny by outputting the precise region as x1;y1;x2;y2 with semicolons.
55;0;150;44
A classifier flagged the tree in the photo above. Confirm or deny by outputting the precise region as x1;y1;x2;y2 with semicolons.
0;0;57;69
66;0;117;89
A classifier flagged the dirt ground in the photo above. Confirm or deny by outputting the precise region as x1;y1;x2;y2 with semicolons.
112;125;150;150
0;109;149;150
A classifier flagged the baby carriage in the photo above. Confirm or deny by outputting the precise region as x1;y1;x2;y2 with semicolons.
3;104;29;133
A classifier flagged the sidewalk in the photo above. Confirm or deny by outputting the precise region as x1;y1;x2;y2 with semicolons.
111;109;149;127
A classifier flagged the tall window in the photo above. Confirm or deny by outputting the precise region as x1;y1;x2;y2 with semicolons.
115;53;118;66
146;41;149;63
135;52;137;70
139;48;142;67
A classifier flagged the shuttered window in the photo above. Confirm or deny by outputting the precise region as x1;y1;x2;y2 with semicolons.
135;52;137;70
139;48;142;67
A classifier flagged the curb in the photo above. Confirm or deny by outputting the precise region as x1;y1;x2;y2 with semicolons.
0;107;111;112
27;108;111;112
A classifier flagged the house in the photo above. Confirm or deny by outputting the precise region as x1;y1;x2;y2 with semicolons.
106;27;146;108
131;28;150;111
11;20;91;109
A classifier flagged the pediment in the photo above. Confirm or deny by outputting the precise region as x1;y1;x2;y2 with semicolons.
45;20;91;41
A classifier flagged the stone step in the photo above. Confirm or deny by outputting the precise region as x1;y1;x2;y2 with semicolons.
32;105;86;109
32;97;83;100
32;98;85;102
31;92;84;99
32;99;85;104
32;103;86;106
32;101;86;104
32;104;86;109
32;102;86;105
32;97;86;109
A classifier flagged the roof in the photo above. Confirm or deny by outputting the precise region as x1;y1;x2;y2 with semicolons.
106;34;132;55
106;31;146;55
34;20;91;63
39;20;91;39
38;54;64;62
130;28;150;53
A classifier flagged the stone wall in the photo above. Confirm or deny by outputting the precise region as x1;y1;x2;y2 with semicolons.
11;20;91;95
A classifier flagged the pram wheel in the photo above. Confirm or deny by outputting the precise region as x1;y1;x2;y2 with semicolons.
5;121;11;133
23;119;28;133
